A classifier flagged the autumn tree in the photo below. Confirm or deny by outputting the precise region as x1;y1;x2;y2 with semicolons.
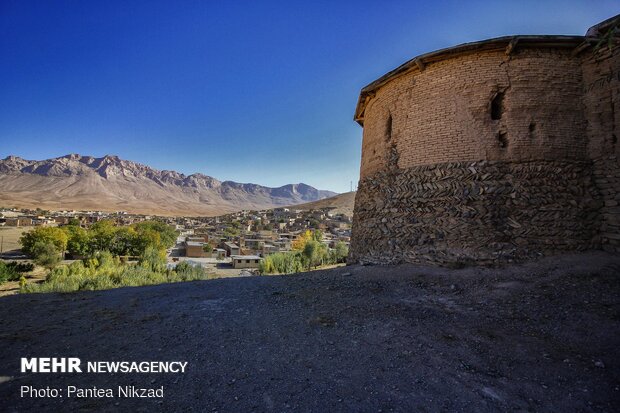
292;230;313;251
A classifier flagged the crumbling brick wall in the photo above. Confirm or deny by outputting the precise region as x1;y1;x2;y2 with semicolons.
351;36;619;266
582;43;620;252
360;48;587;180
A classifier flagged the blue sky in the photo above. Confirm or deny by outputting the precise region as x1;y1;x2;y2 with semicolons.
1;1;618;193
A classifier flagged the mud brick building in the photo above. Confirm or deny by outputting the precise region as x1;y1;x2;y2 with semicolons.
350;16;620;266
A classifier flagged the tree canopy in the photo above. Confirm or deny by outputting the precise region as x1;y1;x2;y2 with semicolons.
21;220;178;260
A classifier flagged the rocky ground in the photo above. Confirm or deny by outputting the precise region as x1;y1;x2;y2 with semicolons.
0;252;619;412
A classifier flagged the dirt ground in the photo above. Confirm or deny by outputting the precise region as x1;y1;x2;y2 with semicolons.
0;251;618;412
0;226;31;253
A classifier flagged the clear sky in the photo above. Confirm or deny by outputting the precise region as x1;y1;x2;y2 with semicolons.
1;1;618;193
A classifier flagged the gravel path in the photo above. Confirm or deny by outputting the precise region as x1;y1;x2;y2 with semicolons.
1;252;619;412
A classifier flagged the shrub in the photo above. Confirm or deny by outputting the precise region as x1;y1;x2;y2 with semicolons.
7;261;35;273
32;242;62;270
174;261;206;280
0;261;19;282
21;251;207;294
259;251;305;275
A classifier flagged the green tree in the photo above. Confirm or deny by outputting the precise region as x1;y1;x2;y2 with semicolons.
63;225;91;257
110;226;138;255
89;220;116;252
302;240;326;270
203;243;213;253
133;221;177;248
139;246;167;273
333;241;349;263
20;227;68;256
32;241;62;269
133;228;162;253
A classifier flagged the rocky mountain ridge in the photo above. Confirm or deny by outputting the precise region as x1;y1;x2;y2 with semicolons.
0;154;337;216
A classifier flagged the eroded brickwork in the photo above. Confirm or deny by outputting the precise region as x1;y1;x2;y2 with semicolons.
350;160;599;265
582;45;620;252
359;49;587;179
352;28;620;266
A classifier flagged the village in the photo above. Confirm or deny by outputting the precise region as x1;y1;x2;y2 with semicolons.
0;204;352;276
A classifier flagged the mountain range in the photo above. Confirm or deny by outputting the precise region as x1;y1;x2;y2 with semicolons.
0;154;337;216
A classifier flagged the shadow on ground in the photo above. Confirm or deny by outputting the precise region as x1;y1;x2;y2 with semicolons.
0;251;619;412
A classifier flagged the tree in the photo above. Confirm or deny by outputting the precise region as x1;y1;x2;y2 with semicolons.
89;220;116;252
63;225;91;257
110;226;138;256
20;227;68;257
203;244;213;253
32;241;62;270
68;218;81;226
133;221;178;248
292;230;313;251
132;228;161;253
333;241;349;263
302;240;326;270
139;246;167;273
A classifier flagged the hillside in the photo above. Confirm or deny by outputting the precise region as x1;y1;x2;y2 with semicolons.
0;154;336;216
1;252;618;411
292;191;356;216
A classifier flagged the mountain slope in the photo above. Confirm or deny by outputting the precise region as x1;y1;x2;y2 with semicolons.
0;154;337;216
291;191;356;217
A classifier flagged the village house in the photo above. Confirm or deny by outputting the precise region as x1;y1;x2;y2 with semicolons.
231;255;262;269
243;239;265;250
222;242;240;257
5;216;35;227
185;241;209;258
212;248;227;259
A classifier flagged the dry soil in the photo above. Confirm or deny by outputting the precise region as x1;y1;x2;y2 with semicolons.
0;252;618;412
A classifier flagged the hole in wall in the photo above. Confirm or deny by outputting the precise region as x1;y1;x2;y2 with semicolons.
528;122;536;139
385;114;393;142
497;132;508;148
491;92;504;120
613;134;617;145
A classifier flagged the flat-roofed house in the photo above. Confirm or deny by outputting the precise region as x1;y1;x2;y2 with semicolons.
223;242;240;257
231;255;262;269
186;241;208;258
5;217;34;227
213;248;226;259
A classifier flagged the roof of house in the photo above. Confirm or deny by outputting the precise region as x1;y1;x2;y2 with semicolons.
354;34;588;126
231;255;262;260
